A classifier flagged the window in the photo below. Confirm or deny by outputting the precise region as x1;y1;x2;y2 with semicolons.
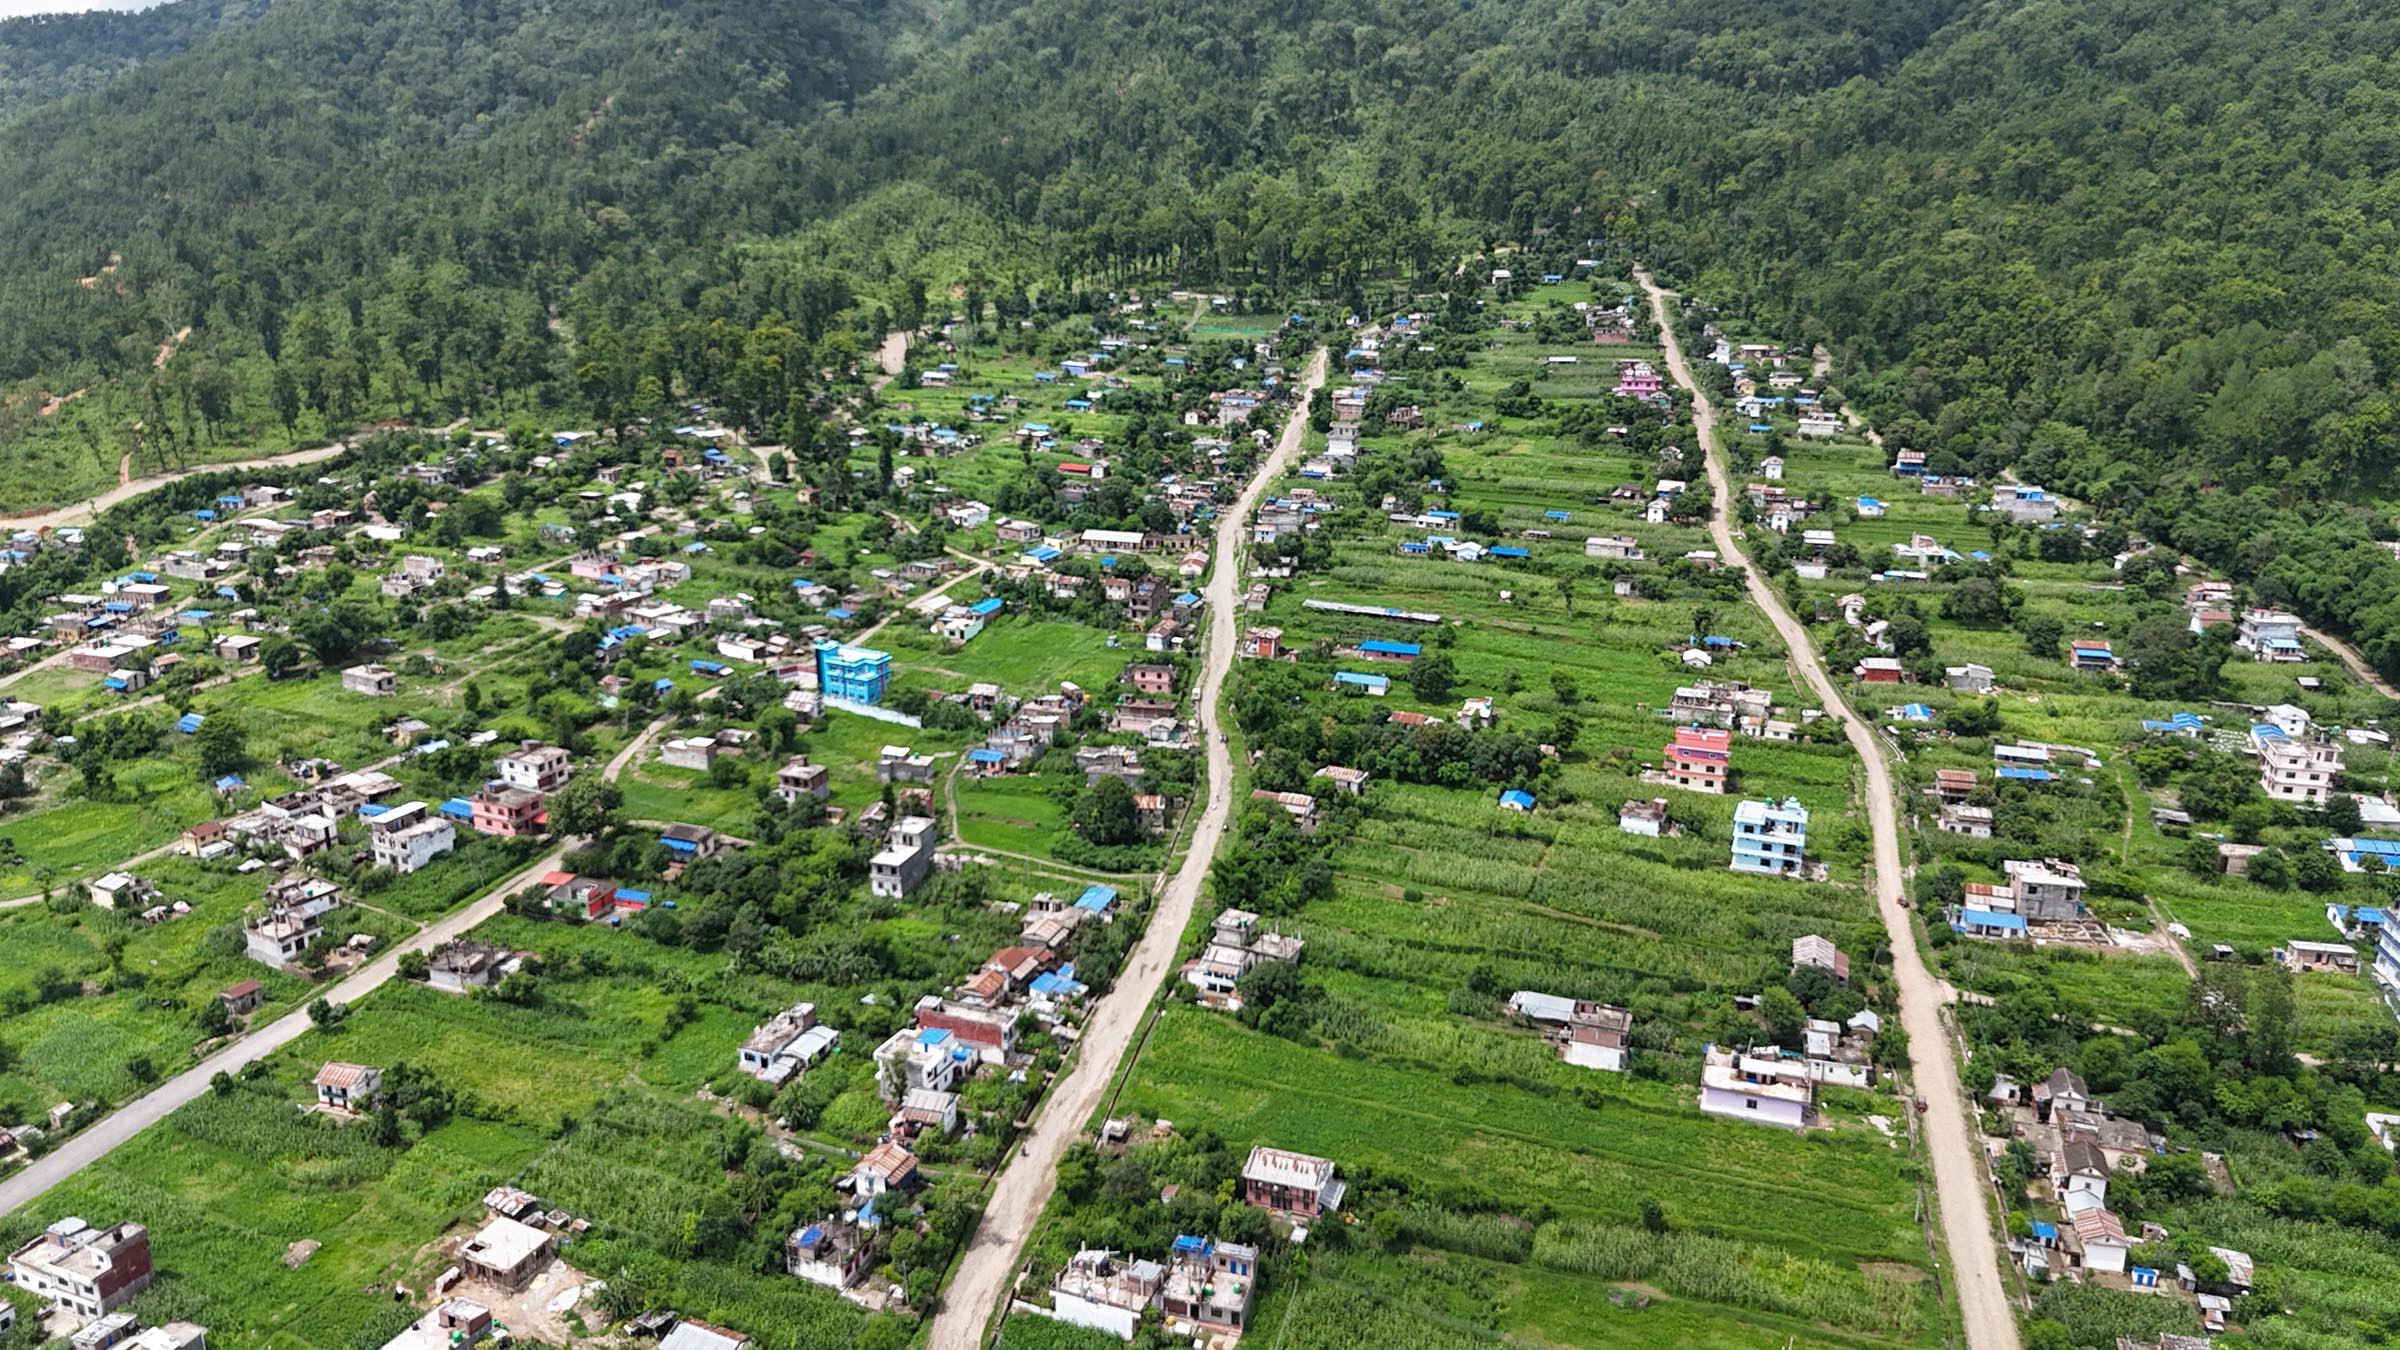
1745;1098;1759;1110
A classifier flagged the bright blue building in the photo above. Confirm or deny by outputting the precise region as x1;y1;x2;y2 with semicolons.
815;639;893;705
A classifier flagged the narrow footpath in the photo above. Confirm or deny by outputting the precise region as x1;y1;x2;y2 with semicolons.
925;348;1330;1350
1639;270;2022;1350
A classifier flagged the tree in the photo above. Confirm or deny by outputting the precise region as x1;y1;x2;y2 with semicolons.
2019;615;2064;658
1758;986;1806;1047
260;635;303;679
548;775;624;838
193;713;246;781
1073;776;1140;846
1405;652;1457;702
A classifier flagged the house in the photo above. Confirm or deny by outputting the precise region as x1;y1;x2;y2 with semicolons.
774;755;831;803
342;664;398;696
851;1140;920;1196
218;980;263;1016
1159;1237;1259;1337
1855;657;1907;684
650;823;718;865
1731;798;1809;877
2069;1200;2130;1274
877;745;939;783
1044;1247;1167;1340
1947;664;1995;693
244;907;322;967
468;785;543;838
2054;1138;2111;1204
213;633;261;663
379;1299;492;1350
457;1217;552;1291
1989;484;2059;523
494;742;573;793
2258;726;2342;805
1618;797;1671;836
1584;535;1644;561
312;1062;383;1113
2282;939;2360;974
1963;858;2088;923
1661;726;1730;794
368;802;456;875
1241;1146;1345;1218
874;1025;975;1101
1508;991;1634;1071
1932;769;1980;803
8;1221;155;1322
785;1221;872;1292
425;940;510;992
1699;1045;1811;1129
1121;663;1177;696
2236;609;2306;662
1792;934;1850;981
87;872;156;911
1182;908;1304;999
659;735;733;771
814;640;893;705
658;1322;750;1350
2034;1067;2091;1121
870;816;938;898
1248;789;1320;832
1314;765;1370;796
739;1003;841;1086
1938;803;1995;838
2069;638;2116;671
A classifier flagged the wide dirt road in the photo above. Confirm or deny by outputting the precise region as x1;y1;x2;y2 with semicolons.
3;442;352;531
1639;271;2021;1350
926;348;1330;1350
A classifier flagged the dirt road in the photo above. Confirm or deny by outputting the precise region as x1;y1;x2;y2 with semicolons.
925;348;1330;1349
3;442;351;531
2298;621;2400;701
1640;271;2021;1350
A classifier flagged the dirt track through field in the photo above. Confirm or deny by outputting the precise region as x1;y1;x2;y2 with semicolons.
924;347;1330;1350
1640;269;2021;1350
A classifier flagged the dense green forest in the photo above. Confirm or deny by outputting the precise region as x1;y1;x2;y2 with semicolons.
0;0;263;117
8;0;2400;669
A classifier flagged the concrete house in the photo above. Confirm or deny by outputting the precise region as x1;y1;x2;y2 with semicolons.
341;664;398;696
494;742;573;793
739;1003;840;1086
774;755;831;803
8;1220;155;1323
1730;797;1809;876
1699;1045;1811;1129
870;816;938;899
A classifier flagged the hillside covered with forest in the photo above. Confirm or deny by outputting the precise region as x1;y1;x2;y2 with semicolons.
5;0;2400;665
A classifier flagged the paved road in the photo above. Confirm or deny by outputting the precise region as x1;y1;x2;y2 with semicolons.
925;348;1331;1350
0;845;564;1217
1640;271;2021;1350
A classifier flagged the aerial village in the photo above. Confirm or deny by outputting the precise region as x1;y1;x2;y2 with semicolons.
0;263;2393;1350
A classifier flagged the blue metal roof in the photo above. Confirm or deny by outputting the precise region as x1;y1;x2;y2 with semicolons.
1076;885;1118;911
1334;671;1389;689
1500;789;1536;809
1358;639;1420;656
969;597;1004;616
176;712;205;733
1960;908;2028;930
1995;767;2055;782
968;749;1007;763
1490;546;1530;558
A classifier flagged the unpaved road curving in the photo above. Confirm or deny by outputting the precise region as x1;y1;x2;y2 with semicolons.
1640;270;2021;1350
4;442;351;531
925;348;1330;1350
